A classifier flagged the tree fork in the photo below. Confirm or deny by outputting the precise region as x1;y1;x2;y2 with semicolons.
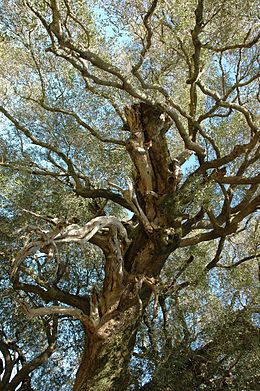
73;103;182;390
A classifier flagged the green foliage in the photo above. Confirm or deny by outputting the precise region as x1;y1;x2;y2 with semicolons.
132;233;259;390
0;0;259;390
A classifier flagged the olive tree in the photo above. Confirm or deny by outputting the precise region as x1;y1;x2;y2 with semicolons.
0;0;259;390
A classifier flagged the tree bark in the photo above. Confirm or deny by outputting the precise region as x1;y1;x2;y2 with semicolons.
73;103;182;390
73;230;180;390
73;287;141;391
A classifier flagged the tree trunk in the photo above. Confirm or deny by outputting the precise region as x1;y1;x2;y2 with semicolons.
74;241;180;391
73;102;182;390
73;282;142;391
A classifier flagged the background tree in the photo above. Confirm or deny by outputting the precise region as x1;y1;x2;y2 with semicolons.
0;0;259;390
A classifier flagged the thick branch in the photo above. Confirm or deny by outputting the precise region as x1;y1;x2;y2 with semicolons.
13;281;90;314
19;301;88;322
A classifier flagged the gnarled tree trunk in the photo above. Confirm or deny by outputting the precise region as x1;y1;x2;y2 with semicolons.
73;285;140;390
10;103;183;390
73;103;182;390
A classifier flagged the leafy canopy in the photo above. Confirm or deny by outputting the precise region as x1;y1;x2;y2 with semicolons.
0;0;259;390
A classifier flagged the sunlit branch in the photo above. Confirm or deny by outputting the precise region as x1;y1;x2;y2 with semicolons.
82;79;127;127
219;53;226;95
73;186;134;211
231;186;258;216
28;1;147;102
179;195;259;247
28;31;47;98
0;106;135;210
195;121;221;158
0;161;67;178
206;210;223;230
169;255;194;286
234;147;260;179
19;300;88;322
63;0;90;47
163;106;205;158
219;184;232;223
12;215;130;279
182;208;206;236
13;280;90;314
231;194;260;225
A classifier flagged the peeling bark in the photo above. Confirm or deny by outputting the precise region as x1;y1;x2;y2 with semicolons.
72;103;182;390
